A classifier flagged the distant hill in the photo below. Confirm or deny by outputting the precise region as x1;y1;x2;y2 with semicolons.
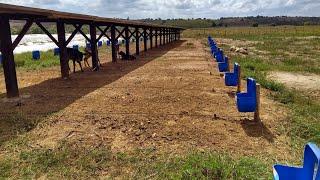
9;16;320;35
141;16;320;29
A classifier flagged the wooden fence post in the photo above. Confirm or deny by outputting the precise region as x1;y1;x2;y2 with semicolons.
254;84;261;121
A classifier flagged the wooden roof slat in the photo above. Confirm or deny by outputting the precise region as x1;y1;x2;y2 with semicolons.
0;3;184;29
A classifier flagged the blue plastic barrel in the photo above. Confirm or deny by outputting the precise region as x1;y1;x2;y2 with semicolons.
54;48;60;56
32;50;40;60
98;41;103;47
73;45;79;50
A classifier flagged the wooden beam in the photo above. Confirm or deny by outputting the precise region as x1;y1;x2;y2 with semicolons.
125;26;130;56
115;27;125;39
143;28;147;51
96;25;110;42
0;16;19;98
135;27;140;55
159;29;162;46
36;21;59;46
149;28;153;49
56;21;69;79
12;20;33;50
66;24;83;46
76;25;91;42
111;25;117;62
155;29;158;47
90;23;99;70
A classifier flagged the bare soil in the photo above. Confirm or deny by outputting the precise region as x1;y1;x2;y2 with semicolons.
269;71;320;100
0;38;292;161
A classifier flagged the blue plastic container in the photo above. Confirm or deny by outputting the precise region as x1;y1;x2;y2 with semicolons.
98;41;103;47
273;143;320;180
215;50;225;62
218;56;229;72
32;50;40;60
236;78;257;112
225;63;240;86
73;45;79;50
54;48;60;56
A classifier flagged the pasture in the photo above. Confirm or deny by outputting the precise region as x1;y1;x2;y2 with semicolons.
0;26;319;179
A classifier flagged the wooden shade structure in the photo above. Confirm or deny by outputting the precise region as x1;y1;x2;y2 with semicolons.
0;3;183;98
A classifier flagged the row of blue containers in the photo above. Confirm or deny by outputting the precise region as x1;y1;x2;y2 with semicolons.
0;38;149;62
208;36;257;112
208;36;320;180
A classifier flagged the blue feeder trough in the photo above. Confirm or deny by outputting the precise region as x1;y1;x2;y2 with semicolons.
32;50;40;60
236;78;257;112
225;63;240;86
106;40;111;46
215;50;225;62
218;56;229;72
54;48;60;56
73;45;79;50
98;41;103;47
273;142;320;180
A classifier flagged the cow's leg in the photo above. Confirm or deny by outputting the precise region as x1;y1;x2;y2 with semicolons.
78;61;83;72
73;60;76;73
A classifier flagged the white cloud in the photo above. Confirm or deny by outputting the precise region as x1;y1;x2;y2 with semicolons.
0;0;319;18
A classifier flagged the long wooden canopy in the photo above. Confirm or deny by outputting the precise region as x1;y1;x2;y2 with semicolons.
0;3;183;29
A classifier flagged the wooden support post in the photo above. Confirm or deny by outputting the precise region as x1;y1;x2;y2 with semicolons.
90;23;99;70
164;29;166;44
143;28;147;52
149;28;153;49
159;29;162;46
125;26;130;56
57;21;69;79
0;16;19;98
167;29;170;44
111;25;117;62
254;84;261;122
155;29;158;47
135;27;139;55
237;65;242;93
227;56;230;72
163;29;166;44
174;30;177;41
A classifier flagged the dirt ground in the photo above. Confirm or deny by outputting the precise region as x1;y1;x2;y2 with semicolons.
0;38;293;161
269;71;320;100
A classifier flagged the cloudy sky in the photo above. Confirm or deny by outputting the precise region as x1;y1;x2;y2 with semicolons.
0;0;319;19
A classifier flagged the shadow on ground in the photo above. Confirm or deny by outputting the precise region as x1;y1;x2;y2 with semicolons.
0;40;186;146
240;118;275;143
